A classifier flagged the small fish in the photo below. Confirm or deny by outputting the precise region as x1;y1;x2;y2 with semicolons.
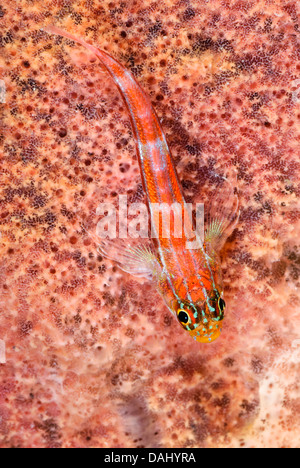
44;26;239;343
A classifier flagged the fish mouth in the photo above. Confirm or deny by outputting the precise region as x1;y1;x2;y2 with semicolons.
190;321;223;343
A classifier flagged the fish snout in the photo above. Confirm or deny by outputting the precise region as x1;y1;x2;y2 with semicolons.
190;320;223;343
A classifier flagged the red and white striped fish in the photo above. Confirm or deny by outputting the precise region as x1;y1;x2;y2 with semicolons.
45;25;239;343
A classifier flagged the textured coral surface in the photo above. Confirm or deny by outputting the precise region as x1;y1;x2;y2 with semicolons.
0;0;300;448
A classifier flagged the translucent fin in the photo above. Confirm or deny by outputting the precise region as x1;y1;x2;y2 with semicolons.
98;238;161;280
204;176;239;252
83;224;161;280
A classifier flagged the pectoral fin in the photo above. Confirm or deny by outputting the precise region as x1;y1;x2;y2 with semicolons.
205;176;239;252
100;239;161;280
85;226;161;280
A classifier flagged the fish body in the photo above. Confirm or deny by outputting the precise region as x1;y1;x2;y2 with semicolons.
44;25;239;343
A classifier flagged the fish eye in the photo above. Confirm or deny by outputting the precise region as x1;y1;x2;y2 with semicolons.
177;309;189;324
218;297;226;313
212;297;225;321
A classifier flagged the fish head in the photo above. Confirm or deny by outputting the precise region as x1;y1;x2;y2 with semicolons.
174;291;226;343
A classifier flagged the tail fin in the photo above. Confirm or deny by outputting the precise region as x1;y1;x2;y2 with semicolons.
43;25;101;58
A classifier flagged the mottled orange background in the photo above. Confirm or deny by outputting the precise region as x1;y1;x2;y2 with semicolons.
0;0;299;448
